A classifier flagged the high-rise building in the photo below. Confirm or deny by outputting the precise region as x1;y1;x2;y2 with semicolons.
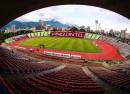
120;29;127;39
5;25;16;33
36;20;45;30
12;25;16;32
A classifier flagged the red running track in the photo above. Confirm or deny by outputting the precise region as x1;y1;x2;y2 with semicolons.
8;38;124;61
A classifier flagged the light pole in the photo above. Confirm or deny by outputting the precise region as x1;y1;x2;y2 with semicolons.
95;20;98;31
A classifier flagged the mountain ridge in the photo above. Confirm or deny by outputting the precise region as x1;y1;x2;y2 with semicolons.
1;20;71;30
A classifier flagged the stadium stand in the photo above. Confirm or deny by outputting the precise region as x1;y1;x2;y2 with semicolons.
92;34;96;39
84;33;102;40
26;32;102;40
88;66;130;92
37;32;41;37
7;65;103;94
0;76;15;94
27;33;32;38
102;36;130;58
0;47;104;94
5;38;15;44
26;32;51;38
0;47;62;74
2;31;130;94
31;33;34;38
40;32;44;36
95;34;101;39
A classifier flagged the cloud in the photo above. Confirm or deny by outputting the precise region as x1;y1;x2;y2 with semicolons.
15;5;130;32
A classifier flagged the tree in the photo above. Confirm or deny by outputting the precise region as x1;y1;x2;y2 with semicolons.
79;25;86;32
109;29;114;37
0;30;34;43
69;26;79;32
86;26;90;32
79;28;86;32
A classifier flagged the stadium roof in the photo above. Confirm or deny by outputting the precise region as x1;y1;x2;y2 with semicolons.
0;0;130;28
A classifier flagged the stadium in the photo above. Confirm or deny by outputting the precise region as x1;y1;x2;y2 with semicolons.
6;31;123;61
1;4;130;94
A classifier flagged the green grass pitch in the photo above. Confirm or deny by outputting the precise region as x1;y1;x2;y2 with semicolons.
19;37;101;53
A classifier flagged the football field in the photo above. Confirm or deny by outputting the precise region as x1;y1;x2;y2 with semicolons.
19;37;101;53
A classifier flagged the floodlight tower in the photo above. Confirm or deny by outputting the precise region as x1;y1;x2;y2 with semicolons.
95;20;98;31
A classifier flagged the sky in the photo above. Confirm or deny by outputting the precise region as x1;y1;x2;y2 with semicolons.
15;5;130;32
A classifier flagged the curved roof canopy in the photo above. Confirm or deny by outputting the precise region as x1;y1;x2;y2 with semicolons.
0;0;130;28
